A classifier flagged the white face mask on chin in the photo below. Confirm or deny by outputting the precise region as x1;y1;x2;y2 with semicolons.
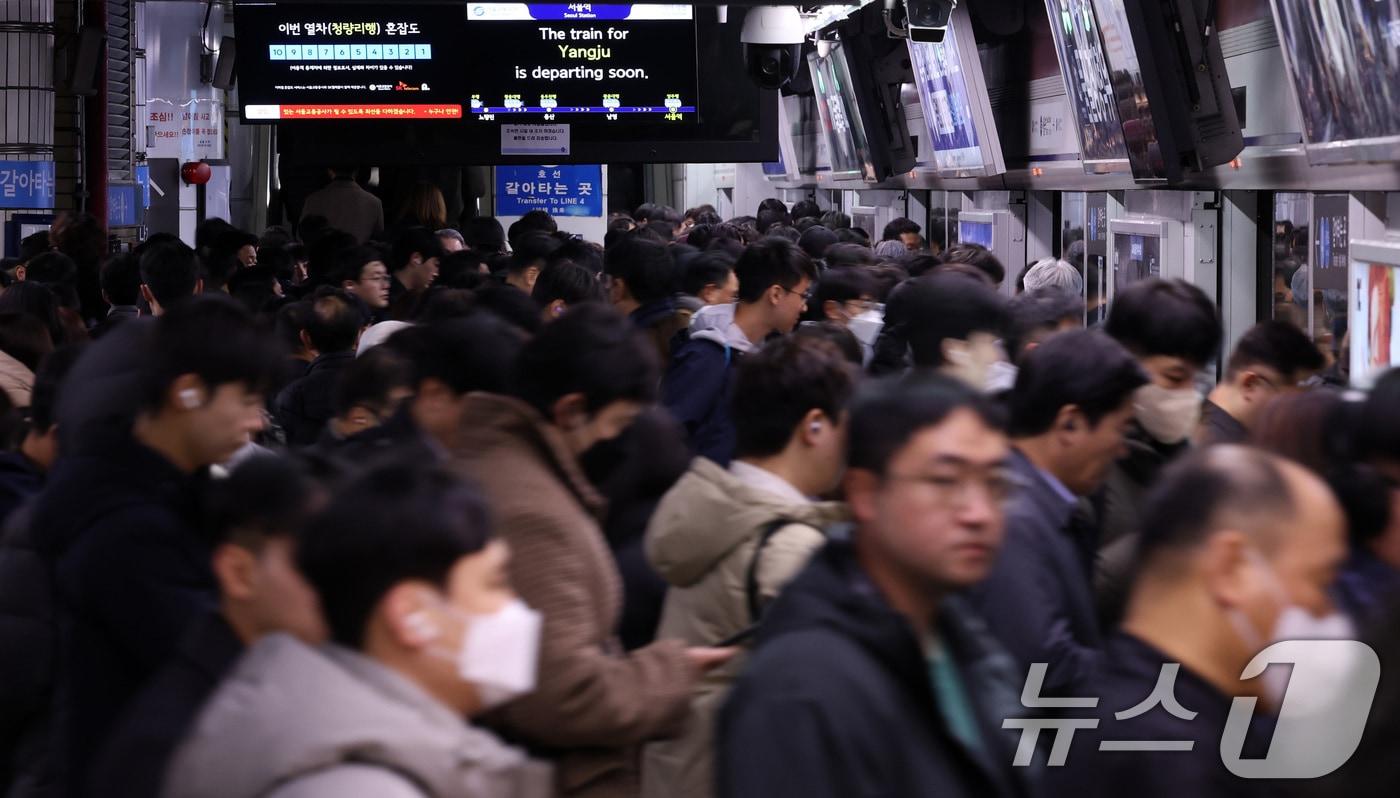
1226;551;1360;710
1133;383;1203;445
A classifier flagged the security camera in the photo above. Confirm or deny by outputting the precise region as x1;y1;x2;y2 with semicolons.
905;0;956;43
741;6;804;90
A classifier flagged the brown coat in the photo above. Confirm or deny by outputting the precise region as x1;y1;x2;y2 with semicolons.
453;393;696;798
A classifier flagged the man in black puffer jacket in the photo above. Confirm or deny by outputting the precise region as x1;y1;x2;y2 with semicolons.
718;376;1034;798
0;347;84;795
25;296;278;798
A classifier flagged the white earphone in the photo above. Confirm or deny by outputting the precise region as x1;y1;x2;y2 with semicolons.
178;389;201;410
405;611;440;641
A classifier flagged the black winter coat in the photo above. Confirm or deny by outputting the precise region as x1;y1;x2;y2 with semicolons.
272;350;355;448
717;542;1036;798
0;503;56;797
89;613;244;798
30;439;216;798
0;452;44;530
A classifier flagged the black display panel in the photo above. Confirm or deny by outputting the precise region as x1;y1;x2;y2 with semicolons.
1271;0;1400;165
1043;0;1130;171
251;1;777;164
808;40;877;181
462;4;697;125
1085;192;1109;326
1089;0;1166;180
234;1;469;121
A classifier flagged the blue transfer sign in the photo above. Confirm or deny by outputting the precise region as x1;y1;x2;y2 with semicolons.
136;164;151;208
0;161;56;209
108;185;139;227
496;165;602;218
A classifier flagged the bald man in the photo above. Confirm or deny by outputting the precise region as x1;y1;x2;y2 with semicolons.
1050;446;1348;798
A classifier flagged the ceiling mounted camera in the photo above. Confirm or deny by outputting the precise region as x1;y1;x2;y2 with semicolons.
905;0;956;42
741;6;804;89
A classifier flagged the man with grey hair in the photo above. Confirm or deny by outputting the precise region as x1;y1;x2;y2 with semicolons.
436;228;466;254
874;239;908;261
1023;258;1084;296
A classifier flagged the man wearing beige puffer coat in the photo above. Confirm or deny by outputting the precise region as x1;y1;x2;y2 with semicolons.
641;336;857;798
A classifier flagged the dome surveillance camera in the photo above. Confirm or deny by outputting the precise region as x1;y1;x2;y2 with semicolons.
905;0;957;43
741;6;804;89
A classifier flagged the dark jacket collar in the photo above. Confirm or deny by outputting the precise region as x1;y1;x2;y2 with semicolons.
1008;447;1078;528
1119;420;1190;483
181;612;246;682
758;542;1029;790
305;350;354;374
630;297;678;330
35;435;202;557
0;449;44;482
1201;399;1248;444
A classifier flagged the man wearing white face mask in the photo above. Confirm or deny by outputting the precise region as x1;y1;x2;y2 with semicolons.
1097;278;1222;625
889;272;1011;393
1049;446;1349;798
806;267;882;365
163;462;553;798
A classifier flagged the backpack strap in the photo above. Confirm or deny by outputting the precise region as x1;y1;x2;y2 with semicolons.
746;517;798;622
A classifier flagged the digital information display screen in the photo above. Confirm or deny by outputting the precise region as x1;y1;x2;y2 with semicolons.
1086;193;1109;325
1044;0;1129;169
234;2;469;121
1114;231;1160;292
1313;193;1350;293
959;220;994;249
1353;259;1399;386
1089;0;1166;180
908;38;986;174
807;40;876;182
463;4;697;122
1273;0;1400;161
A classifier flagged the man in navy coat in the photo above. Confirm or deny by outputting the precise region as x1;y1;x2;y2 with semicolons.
971;330;1148;696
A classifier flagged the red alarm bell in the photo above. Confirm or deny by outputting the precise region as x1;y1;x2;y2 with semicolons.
180;161;212;185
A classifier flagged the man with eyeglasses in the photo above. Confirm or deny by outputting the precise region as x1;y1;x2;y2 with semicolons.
663;238;816;465
717;375;1033;798
335;246;392;315
1196;321;1324;448
970;330;1148;698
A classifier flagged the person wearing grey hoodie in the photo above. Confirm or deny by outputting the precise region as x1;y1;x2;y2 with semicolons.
661;239;817;465
162;461;552;798
642;335;857;798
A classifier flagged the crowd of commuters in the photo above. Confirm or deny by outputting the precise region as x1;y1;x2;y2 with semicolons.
0;190;1395;798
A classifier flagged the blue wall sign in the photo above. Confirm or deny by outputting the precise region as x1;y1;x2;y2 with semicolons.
496;165;603;217
108;185;139;227
0;161;56;209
